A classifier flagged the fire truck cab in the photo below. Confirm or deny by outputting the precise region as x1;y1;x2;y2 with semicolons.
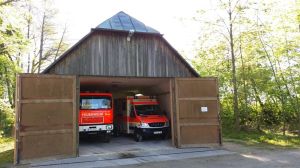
115;96;169;142
79;92;113;142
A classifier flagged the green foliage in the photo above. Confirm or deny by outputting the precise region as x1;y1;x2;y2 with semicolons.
193;0;300;135
0;2;27;108
0;100;14;137
0;137;14;166
0;149;13;166
223;128;300;148
261;104;280;129
0;3;27;57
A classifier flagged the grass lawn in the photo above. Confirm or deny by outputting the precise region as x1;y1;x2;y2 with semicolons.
223;129;300;148
0;137;14;167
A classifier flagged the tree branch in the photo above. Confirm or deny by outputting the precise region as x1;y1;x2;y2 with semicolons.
0;0;17;6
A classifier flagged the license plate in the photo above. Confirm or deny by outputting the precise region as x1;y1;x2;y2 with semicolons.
153;131;162;134
89;126;97;130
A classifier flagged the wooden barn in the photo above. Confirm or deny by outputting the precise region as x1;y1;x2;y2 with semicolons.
14;11;221;164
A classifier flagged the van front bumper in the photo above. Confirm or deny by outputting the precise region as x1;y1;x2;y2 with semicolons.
137;127;169;137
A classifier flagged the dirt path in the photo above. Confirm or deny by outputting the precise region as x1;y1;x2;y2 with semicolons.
116;142;300;168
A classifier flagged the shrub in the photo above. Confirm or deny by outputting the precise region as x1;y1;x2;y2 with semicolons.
0;100;14;137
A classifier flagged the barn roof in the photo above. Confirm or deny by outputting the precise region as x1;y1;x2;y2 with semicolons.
43;11;199;77
96;11;160;34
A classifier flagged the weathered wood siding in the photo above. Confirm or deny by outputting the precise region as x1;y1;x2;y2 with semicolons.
47;31;195;77
14;74;78;164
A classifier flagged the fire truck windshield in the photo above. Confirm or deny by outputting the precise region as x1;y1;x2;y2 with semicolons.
135;104;161;116
80;96;111;110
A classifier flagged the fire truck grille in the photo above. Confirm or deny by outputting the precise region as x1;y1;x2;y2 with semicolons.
148;122;165;127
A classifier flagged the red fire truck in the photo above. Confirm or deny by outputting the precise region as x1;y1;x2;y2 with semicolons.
79;92;113;142
115;96;169;142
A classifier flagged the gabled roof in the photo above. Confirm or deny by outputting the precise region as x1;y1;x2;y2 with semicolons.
43;11;199;77
96;11;160;34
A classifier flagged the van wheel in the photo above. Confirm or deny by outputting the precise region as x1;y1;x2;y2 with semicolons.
134;132;143;142
161;134;168;140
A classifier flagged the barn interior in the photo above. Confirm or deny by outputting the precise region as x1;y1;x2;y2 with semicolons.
79;76;174;156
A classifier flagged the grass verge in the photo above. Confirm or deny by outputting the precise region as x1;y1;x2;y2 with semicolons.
0;137;14;167
223;129;300;148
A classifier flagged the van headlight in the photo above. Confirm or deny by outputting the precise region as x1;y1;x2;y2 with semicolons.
138;122;150;128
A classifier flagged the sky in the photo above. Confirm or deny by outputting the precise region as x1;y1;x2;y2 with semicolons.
53;0;213;60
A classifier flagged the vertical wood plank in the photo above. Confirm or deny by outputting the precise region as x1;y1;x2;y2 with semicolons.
169;79;175;146
72;76;79;156
91;36;95;74
105;34;109;75
99;34;103;75
14;75;21;165
165;45;169;77
175;78;181;147
95;34;99;74
88;38;92;75
136;42;139;76
78;43;82;75
126;35;130;76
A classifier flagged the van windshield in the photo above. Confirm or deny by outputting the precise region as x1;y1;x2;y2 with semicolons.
135;104;161;116
80;96;111;110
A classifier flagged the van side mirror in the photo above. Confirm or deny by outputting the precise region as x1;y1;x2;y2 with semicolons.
130;106;135;117
162;110;167;116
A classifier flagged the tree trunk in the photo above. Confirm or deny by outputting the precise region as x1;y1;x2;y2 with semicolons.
250;77;264;131
284;38;300;137
228;1;240;130
239;27;248;126
26;5;31;73
4;67;14;108
0;0;16;6
258;33;287;136
54;24;67;60
38;12;46;73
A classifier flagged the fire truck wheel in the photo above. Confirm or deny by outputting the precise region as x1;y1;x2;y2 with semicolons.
103;134;111;143
134;132;143;142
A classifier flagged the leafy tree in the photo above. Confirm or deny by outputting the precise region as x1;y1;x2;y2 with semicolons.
0;1;27;107
0;99;14;136
192;0;300;135
20;0;69;73
0;0;69;137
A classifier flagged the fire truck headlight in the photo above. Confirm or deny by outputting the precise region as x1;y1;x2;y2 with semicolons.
106;125;113;130
165;121;169;127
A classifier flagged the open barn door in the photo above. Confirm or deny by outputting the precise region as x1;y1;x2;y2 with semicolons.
14;74;79;164
174;78;221;148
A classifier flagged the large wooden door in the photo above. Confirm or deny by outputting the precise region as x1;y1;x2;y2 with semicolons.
174;78;221;148
14;74;78;164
